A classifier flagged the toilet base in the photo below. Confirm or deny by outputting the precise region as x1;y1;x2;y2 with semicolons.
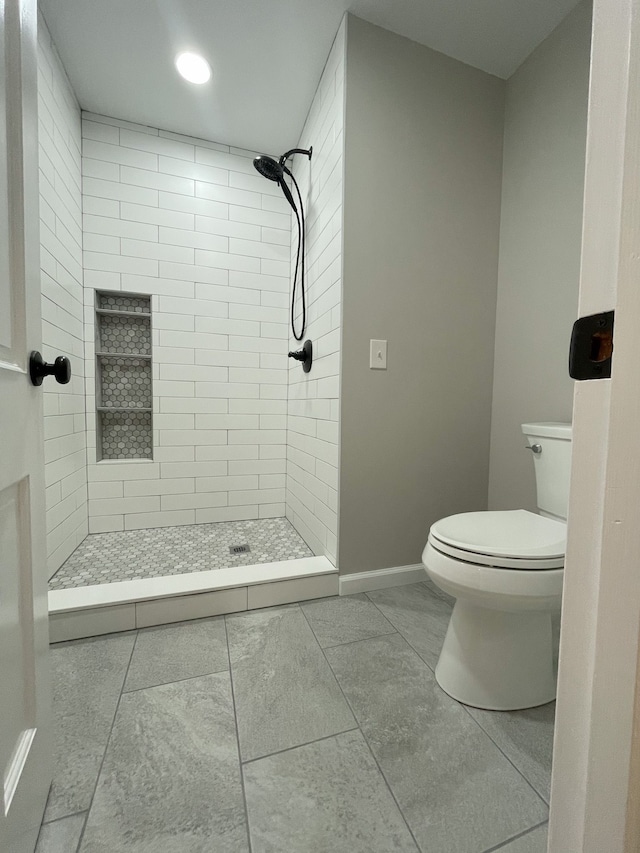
435;600;556;711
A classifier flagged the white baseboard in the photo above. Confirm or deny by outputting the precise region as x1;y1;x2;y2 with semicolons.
339;563;425;595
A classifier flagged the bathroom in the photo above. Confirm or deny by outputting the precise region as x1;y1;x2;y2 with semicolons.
6;0;635;850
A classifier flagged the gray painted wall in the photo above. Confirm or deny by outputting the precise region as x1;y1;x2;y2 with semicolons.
339;16;505;574
488;1;591;512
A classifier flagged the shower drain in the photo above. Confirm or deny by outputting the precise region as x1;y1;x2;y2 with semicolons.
229;544;251;555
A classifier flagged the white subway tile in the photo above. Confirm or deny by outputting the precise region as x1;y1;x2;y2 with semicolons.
195;316;259;337
82;157;119;181
83;138;158;170
159;429;227;446
195;282;259;306
82;119;119;144
124;478;195;496
196;181;261;209
161;492;228;511
159;364;228;382
88;496;161;516
160;461;228;478
195;214;260;241
229;459;286;475
195;445;258;462
229;430;286;445
229;488;285;506
159;261;228;286
229;204;290;230
88;481;123;499
121;202;194;230
195;475;258;493
158;398;227;416
119;128;195;160
83;176;158;206
159;191;229;220
195;349;258;368
158;226;228;253
194;414;259;430
124;510;196;530
195;506;259;524
84;214;158;242
196;382;258;399
158;155;228;186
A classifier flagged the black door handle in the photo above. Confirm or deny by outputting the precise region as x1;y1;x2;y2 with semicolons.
29;351;71;386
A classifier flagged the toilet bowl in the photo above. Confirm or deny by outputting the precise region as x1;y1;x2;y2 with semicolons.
422;422;571;711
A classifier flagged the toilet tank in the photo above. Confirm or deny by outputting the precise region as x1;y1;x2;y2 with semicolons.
521;422;572;520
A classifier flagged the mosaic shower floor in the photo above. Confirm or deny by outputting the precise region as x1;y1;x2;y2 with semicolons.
49;518;314;590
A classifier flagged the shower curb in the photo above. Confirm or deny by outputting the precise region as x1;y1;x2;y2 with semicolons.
48;556;337;642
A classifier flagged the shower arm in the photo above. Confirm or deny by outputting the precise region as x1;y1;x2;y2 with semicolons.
279;147;312;166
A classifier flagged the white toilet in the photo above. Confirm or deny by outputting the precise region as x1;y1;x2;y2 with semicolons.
422;422;571;711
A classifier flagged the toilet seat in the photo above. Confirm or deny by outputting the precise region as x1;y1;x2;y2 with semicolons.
429;509;565;570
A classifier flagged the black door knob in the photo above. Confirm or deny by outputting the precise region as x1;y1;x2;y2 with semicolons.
29;351;71;386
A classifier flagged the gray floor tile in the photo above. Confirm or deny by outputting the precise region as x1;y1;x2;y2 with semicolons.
36;814;85;853
467;702;556;802
301;593;396;648
227;605;356;761
45;633;136;822
366;582;452;669
244;729;418;853
494;823;548;852
326;634;548;853
123;616;228;692
79;672;248;853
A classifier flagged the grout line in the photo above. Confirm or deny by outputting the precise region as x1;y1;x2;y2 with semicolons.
40;809;88;827
318;628;399;650
223;614;253;853
298;607;423;852
121;666;230;694
37;811;89;853
75;629;138;851
480;819;549;853
241;726;361;767
459;703;552;808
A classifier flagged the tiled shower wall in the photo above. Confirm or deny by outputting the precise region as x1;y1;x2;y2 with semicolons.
38;14;88;576
286;20;345;564
81;114;292;533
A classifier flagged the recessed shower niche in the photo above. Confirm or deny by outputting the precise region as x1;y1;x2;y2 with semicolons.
95;291;153;461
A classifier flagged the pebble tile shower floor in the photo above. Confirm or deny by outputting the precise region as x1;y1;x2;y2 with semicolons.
49;518;313;590
39;581;552;853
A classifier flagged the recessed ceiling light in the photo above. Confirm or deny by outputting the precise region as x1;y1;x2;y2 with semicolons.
175;52;211;85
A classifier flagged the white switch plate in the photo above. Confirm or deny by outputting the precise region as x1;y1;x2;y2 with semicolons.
370;339;387;369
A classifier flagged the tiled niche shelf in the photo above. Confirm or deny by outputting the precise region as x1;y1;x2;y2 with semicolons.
95;291;153;461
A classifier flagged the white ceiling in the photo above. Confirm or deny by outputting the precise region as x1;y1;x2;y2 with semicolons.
40;0;581;155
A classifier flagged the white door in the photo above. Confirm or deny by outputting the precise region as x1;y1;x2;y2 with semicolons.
549;0;640;850
0;1;53;851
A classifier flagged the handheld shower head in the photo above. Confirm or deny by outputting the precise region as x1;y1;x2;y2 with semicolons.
252;146;313;343
253;154;284;183
253;154;296;210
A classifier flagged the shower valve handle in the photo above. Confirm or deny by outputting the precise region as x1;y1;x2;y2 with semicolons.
288;340;313;373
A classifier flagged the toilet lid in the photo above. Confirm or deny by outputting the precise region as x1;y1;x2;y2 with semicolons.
430;509;566;561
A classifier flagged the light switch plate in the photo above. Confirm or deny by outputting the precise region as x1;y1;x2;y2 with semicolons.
370;339;387;369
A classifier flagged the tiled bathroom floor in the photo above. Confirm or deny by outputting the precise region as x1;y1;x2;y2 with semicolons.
48;517;313;589
39;580;552;853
